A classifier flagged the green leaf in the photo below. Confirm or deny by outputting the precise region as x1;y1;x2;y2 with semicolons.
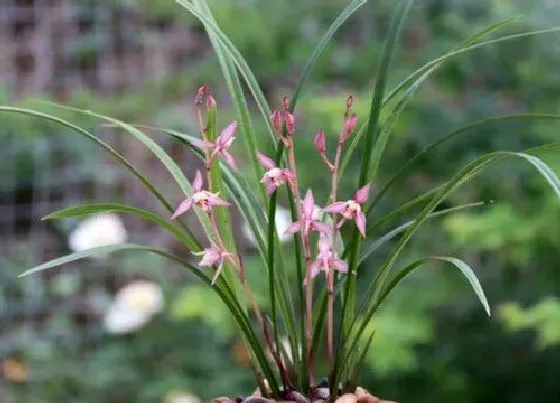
336;0;415;387
343;144;560;376
339;16;520;178
0;106;201;250
385;27;560;107
192;0;264;201
368;114;560;211
290;0;367;108
31;101;216;239
19;242;279;394
174;0;275;142
359;202;487;264
44;203;198;250
379;256;491;316
18;243;188;278
159;125;296;391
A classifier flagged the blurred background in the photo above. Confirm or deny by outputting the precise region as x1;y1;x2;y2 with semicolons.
1;0;560;402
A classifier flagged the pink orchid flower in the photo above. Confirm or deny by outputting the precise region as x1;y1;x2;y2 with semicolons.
193;245;233;285
201;121;238;170
307;233;348;284
323;184;370;237
285;190;330;236
171;170;230;219
256;152;295;195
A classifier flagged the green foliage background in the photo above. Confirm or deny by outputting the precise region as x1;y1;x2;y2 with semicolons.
2;0;560;401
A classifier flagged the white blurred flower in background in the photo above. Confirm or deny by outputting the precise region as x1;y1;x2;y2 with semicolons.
243;205;324;247
104;281;165;334
242;206;292;245
68;213;127;253
164;391;201;403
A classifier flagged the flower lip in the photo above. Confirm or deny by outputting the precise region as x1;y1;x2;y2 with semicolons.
343;200;361;219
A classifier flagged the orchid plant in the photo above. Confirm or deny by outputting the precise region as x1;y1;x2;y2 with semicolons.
3;0;560;401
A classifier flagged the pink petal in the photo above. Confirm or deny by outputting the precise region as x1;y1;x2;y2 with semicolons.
256;151;276;170
340;113;357;143
190;138;207;148
311;220;331;233
218;121;237;147
171;198;193;219
322;201;347;214
303;261;321;286
285;112;295;135
354;183;371;204
207;193;230;206
356;211;367;238
197;248;221;267
221;150;238;171
333;258;348;273
317;234;331;255
193;170;204;192
314;130;326;154
303;190;315;218
209;147;221;163
284;221;302;235
265;181;277;196
271;109;282;132
280;168;294;182
211;261;224;285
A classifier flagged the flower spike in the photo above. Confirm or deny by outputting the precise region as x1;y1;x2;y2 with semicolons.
172;170;230;219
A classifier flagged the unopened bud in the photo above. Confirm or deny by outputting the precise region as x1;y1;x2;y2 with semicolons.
271;109;282;133
285;112;295;135
282;96;289;112
195;85;210;107
206;94;217;110
314;130;326;154
344;95;354;117
340;113;357;143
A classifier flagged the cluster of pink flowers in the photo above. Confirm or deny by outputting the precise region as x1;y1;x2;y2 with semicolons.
171;86;369;286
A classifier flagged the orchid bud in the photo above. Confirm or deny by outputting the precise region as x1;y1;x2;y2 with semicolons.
271;109;283;133
195;85;210;108
206;94;217;110
346;95;354;110
282;96;289;112
314;130;326;154
285;112;295;136
340;113;357;143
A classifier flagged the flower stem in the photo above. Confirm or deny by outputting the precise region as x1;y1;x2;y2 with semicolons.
285;138;314;384
327;138;343;377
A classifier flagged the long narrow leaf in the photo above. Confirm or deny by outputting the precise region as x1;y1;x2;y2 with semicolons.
193;0;264;200
159;125;300;380
385;27;560;106
343;144;560;374
0;106;201;249
339;16;520;178
359;202;487;264
174;0;275;141
31;101;216;239
290;0;367;106
369;114;560;211
336;0;415;387
44;203;198;250
18;243;279;392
